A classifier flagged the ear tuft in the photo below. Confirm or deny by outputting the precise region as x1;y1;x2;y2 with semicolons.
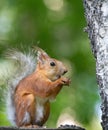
36;47;50;64
37;51;43;63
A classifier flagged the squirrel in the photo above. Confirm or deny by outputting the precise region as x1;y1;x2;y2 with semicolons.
4;47;70;128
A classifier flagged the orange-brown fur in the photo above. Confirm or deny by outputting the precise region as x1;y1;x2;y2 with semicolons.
13;48;70;127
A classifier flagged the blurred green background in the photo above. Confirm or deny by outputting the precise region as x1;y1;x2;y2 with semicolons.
0;0;101;130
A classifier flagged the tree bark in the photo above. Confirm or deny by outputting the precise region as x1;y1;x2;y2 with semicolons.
83;0;108;130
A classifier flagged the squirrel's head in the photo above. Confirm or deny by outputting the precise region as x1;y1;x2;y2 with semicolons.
36;47;68;81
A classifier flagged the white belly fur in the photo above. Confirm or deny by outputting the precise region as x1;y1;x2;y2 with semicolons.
36;97;48;122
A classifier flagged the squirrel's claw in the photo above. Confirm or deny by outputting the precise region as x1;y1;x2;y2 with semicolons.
61;77;71;86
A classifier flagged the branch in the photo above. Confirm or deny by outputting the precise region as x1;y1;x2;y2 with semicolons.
0;125;86;130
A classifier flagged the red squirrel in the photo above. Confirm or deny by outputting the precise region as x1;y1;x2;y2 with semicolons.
5;47;70;128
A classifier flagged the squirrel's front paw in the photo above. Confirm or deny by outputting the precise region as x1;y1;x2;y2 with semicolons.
60;77;71;86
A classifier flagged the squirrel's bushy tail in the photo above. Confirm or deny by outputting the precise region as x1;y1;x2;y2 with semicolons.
6;49;36;125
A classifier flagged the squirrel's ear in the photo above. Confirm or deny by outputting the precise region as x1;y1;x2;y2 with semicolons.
37;50;49;64
33;46;50;64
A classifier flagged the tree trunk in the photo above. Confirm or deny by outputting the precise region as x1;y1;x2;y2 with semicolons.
83;0;108;130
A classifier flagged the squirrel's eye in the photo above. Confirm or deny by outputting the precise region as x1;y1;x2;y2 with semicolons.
50;62;56;66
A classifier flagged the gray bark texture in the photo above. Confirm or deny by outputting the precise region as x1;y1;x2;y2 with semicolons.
83;0;108;130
